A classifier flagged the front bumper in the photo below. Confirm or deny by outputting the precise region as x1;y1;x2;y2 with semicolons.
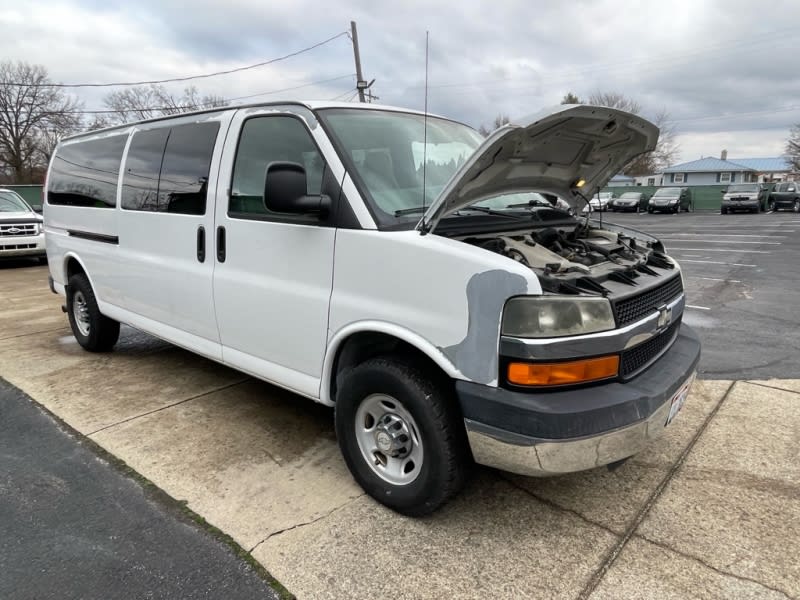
722;199;758;210
457;324;701;476
0;233;45;258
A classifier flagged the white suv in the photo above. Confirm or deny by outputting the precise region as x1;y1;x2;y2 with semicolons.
0;188;45;261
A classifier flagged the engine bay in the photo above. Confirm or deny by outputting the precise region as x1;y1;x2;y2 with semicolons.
459;222;674;295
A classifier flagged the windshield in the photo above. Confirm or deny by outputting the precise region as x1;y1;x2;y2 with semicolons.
653;188;680;197
319;108;483;226
620;192;640;199
727;184;759;193
0;191;31;212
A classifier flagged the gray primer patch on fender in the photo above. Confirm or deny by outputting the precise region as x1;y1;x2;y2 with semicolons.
441;269;529;384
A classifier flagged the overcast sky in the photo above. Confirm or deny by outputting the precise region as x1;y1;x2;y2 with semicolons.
2;0;799;163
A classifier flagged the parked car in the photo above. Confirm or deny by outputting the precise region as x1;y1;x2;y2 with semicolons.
647;187;692;213
0;188;46;262
610;191;648;212
588;191;614;211
44;102;699;516
720;183;769;214
768;181;800;212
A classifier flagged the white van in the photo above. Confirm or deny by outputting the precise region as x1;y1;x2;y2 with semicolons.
44;102;700;515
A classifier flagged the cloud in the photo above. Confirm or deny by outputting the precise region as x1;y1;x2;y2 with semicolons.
1;0;798;161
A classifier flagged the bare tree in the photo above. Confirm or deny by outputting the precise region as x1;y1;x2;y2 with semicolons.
560;91;582;104
0;61;82;183
587;91;642;115
478;113;511;137
786;124;800;173
103;84;227;125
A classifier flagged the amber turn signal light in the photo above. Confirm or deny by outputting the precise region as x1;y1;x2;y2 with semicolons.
507;355;620;386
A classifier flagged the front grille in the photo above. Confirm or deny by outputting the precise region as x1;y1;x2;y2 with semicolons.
613;275;683;326
0;223;37;237
0;243;37;251
620;318;681;377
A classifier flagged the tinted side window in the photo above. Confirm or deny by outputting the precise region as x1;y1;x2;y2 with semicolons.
230;116;324;218
158;122;219;215
48;135;127;208
121;128;169;211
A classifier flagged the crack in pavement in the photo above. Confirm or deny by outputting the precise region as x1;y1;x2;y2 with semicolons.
634;533;796;599
85;378;252;437
576;380;737;600
0;326;69;342
248;494;366;554
744;380;800;396
498;473;621;537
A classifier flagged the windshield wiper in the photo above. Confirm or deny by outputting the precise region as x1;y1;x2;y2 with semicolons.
457;206;527;219
394;206;427;216
504;200;552;209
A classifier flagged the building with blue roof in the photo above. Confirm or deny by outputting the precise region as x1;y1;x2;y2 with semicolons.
663;151;793;185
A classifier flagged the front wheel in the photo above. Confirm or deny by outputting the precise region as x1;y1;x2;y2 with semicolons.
66;274;120;352
335;357;469;516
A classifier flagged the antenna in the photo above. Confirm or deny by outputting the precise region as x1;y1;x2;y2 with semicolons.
421;30;429;234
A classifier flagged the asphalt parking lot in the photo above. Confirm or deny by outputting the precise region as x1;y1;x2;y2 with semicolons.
1;213;799;599
604;210;800;379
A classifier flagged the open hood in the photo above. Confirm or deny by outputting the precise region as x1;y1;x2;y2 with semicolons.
419;104;658;233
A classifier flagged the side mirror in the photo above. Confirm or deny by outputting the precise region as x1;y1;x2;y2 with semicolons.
263;162;331;217
720;189;726;193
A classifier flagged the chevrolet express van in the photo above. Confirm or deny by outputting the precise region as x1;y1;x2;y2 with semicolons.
44;102;700;515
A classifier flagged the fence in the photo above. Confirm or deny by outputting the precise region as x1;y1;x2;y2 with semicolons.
602;184;775;211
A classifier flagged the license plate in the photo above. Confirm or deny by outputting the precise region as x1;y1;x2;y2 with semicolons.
666;373;695;426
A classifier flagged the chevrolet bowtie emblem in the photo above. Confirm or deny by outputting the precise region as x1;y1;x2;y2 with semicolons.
657;305;672;331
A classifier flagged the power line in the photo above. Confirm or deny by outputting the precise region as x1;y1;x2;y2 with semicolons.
225;74;354;102
2;32;349;88
18;75;357;115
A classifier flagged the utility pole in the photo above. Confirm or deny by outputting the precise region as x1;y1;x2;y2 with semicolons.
351;21;367;103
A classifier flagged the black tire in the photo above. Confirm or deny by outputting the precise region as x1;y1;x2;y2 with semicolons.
66;273;120;352
647;207;654;214
334;357;469;516
721;208;728;214
768;201;775;212
793;200;800;213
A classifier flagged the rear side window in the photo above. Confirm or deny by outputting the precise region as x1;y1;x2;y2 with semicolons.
158;122;219;215
48;135;127;208
121;128;169;211
122;122;219;214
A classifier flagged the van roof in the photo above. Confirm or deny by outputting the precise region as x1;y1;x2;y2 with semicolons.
63;100;444;142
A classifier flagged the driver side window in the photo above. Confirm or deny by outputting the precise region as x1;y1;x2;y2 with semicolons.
230;116;325;220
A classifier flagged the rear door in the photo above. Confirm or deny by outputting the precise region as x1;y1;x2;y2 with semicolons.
212;107;338;398
116;113;232;359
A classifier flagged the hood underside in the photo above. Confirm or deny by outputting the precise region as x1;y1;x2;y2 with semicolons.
420;104;659;233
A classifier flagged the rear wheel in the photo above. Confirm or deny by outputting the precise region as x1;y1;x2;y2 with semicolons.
647;207;654;214
66;274;120;352
334;357;469;516
721;207;728;214
793;200;800;213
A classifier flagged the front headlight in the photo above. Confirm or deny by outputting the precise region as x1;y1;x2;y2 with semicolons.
669;199;678;204
502;296;615;338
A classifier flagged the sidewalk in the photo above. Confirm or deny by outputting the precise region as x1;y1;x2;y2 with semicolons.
2;264;798;599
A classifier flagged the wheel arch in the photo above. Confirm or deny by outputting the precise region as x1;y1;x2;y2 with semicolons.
63;252;91;286
321;321;462;406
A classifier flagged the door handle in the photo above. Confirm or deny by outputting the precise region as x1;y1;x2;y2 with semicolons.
216;226;226;263
197;226;206;263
